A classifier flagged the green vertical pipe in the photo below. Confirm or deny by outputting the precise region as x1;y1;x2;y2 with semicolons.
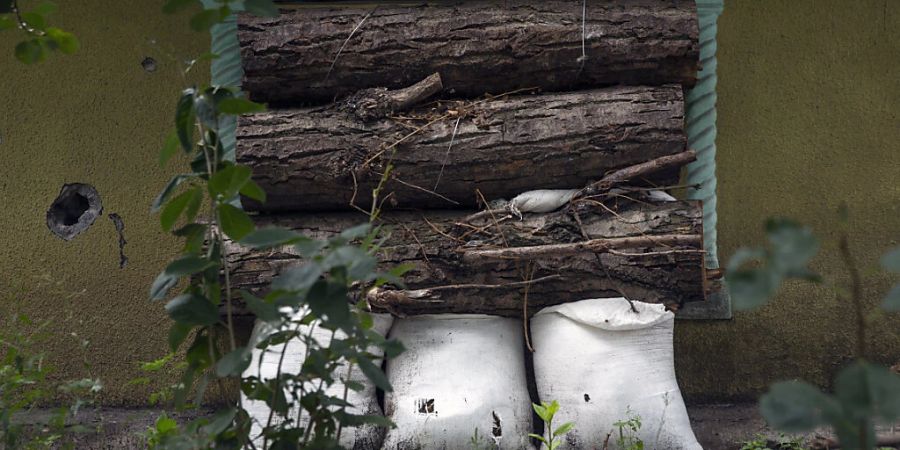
685;0;724;269
679;0;731;319
204;0;243;162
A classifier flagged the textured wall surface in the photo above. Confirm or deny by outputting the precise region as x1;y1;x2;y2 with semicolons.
0;1;208;404
0;0;898;406
675;0;900;401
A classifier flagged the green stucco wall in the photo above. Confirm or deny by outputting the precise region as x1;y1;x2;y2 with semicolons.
0;0;898;406
674;0;900;401
0;1;206;404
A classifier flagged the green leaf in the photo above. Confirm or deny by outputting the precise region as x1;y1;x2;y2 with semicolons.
20;12;45;30
165;294;219;326
165;255;216;277
189;8;226;32
184;187;203;223
239;227;306;249
218;203;254;240
159;132;180;167
759;381;835;432
532;403;550;422
218;97;266;114
244;0;279;17
881;247;900;272
882;284;900;311
209;163;252;199
528;433;548;445
240;178;266;203
45;27;78;54
357;355;391;392
0;15;16;30
766;218;820;272
33;2;57;16
168;322;193;352
727;268;780;311
162;0;193;14
834;361;900;422
15;39;45;64
554;422;575;436
332;411;394;428
216;348;251;377
160;188;196;231
150;272;179;300
175;88;196;152
240;290;279;322
152;174;196;212
201;408;236;436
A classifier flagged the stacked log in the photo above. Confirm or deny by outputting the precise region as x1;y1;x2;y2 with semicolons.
227;200;706;317
232;0;710;317
238;0;699;104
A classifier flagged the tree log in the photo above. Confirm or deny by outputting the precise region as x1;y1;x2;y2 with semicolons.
226;200;706;317
237;85;687;212
238;0;699;104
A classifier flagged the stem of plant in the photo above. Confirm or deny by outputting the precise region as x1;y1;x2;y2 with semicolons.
838;231;869;449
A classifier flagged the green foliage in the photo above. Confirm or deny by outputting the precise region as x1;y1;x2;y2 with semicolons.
2;1;78;64
612;410;643;450
0;302;102;449
726;208;900;450
143;3;407;448
726;218;821;310
738;434;807;450
528;400;574;450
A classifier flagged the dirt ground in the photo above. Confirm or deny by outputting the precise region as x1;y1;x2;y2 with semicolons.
15;403;890;450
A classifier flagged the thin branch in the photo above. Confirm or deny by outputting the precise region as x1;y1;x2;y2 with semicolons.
326;7;376;80
462;234;702;261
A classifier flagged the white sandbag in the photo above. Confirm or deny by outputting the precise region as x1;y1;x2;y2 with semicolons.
510;189;579;213
242;312;394;449
532;298;701;450
383;315;532;450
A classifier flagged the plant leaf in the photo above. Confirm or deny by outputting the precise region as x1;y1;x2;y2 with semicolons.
239;227;306;250
165;294;219;326
218;97;266;114
240;178;266;203
218;203;254;240
45;27;78;54
175;88;196;152
760;381;835;432
882;247;900;272
357;355;391;392
882;284;900;311
216;348;251;377
15;39;45;64
159;132;180;167
160;188;195;231
244;0;279;17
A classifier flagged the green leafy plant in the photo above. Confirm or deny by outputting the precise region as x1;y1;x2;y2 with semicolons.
726;210;900;450
469;427;498;450
611;410;643;450
0;298;102;449
141;2;410;448
0;1;78;63
529;400;575;450
738;433;807;450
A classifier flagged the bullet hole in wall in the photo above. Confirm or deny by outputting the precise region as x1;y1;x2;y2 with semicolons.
141;57;157;73
47;183;103;241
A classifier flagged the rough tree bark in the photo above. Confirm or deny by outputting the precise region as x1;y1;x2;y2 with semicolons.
237;85;687;212
238;0;699;104
226;200;706;318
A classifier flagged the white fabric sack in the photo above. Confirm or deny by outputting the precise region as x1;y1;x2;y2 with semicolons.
532;298;701;450
383;315;532;450
243;313;394;449
510;189;579;213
